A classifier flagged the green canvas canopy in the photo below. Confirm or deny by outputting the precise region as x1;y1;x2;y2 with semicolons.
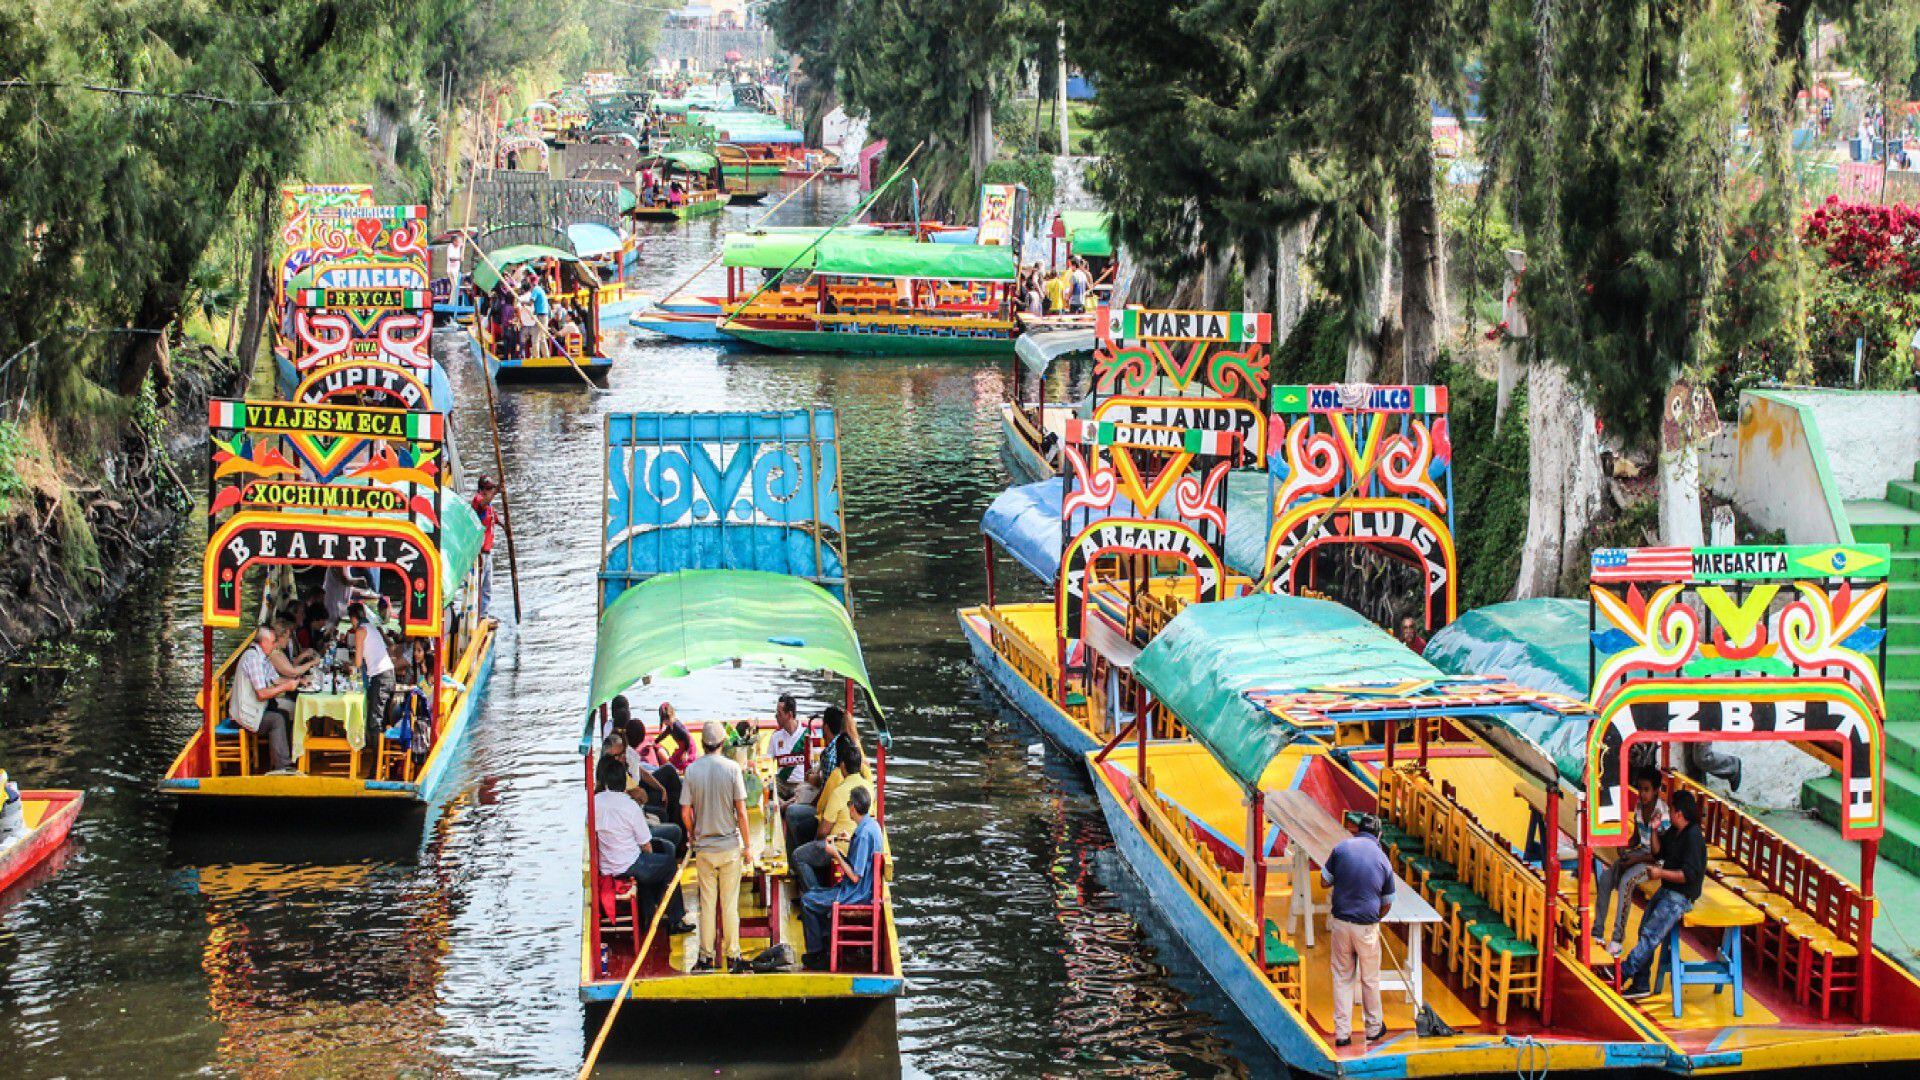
721;227;889;271
1061;210;1113;258
813;235;1015;282
650;149;718;174
585;568;879;720
617;187;637;213
1133;593;1440;789
470;244;580;293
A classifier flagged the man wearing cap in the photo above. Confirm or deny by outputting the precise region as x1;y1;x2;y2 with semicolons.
470;478;500;618
1321;812;1394;1047
684;720;752;973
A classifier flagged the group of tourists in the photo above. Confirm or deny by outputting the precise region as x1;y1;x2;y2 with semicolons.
1319;767;1704;1044
1017;258;1094;317
481;260;584;361
637;169;689;209
227;578;423;776
591;691;886;973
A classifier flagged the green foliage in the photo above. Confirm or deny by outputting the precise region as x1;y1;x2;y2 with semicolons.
1478;0;1802;448
981;155;1056;212
1270;301;1350;385
0;420;26;517
1437;356;1529;610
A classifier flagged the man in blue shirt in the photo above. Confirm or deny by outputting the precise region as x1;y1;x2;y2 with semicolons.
798;785;883;971
1320;812;1395;1046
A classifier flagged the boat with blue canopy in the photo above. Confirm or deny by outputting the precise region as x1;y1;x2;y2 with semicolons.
580;408;901;1008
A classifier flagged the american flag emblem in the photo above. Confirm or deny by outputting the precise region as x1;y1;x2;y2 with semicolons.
1590;546;1695;583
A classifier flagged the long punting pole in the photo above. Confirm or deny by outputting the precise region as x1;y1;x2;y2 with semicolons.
577;848;693;1080
718;141;926;332
650;155;837;310
202;626;215;772
469;332;524;623
983;537;996;607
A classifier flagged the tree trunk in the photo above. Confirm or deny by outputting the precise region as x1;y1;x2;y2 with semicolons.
1515;352;1606;597
1345;212;1396;383
968;86;995;182
1397;143;1442;384
1659;445;1706;546
1273;218;1313;346
234;179;276;397
1496;343;1524;424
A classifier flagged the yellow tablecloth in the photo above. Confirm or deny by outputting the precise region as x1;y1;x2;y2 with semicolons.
292;690;367;758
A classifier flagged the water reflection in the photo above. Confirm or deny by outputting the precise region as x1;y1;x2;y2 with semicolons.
0;176;1273;1079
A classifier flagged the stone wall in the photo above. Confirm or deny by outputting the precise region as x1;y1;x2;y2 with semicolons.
654;28;778;69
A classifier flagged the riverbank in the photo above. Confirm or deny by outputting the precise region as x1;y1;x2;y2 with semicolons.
0;347;241;666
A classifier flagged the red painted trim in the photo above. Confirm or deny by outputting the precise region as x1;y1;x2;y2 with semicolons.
0;790;83;894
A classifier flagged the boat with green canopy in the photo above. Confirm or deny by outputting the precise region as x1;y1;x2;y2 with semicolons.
631;149;730;220
580;408;901;1008
469;242;614;382
716;233;1020;356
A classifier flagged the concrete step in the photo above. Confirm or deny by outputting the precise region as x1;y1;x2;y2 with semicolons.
1889;480;1920;513
1803;774;1920;876
1891;583;1920;617
1895;553;1920;584
1888;683;1920;729
1846;499;1920;547
1890;726;1920;772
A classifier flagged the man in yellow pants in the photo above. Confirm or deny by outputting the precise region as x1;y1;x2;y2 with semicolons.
685;720;753;972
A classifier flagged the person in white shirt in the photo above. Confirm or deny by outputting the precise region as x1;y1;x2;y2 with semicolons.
349;602;397;746
768;693;806;802
593;756;691;934
232;626;302;773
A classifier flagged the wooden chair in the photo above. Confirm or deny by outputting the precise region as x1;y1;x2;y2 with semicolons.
596;875;643;975
1800;884;1865;1019
830;851;888;974
1465;869;1543;1024
1262;919;1304;1006
211;718;252;777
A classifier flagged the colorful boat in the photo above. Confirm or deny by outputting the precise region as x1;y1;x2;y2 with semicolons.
0;787;82;894
469;243;615;382
629;150;731;220
966;365;1462;764
580;409;902;1006
1087;542;1920;1074
164;215;497;805
715;235;1021;356
160;396;495;802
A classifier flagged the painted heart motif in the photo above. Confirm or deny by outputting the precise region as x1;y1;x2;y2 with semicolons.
355;216;383;248
1330;515;1350;536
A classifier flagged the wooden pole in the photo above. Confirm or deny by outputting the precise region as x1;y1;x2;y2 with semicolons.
652;157;835;309
577;848;693;1079
468;338;523;623
1542;783;1560;1025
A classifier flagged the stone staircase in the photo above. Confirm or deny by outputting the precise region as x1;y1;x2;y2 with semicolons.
1800;475;1920;873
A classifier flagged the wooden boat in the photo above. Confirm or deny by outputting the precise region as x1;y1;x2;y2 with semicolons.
715;234;1022;356
469;243;615;383
580;408;902;1007
0;788;82;894
1000;323;1098;482
714;141;794;179
161;393;496;802
1087;541;1920;1074
628;150;731;220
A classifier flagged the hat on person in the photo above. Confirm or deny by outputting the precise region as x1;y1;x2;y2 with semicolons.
701;720;728;750
1344;810;1382;836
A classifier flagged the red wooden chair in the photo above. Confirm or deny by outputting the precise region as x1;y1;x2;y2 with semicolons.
597;874;642;972
829;851;888;974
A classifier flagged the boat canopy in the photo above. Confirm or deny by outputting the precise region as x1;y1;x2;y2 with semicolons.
650;149;719;173
585;568;879;725
982;474;1271;585
471;244;582;292
617;187;637;214
1060;210;1113;258
813;235;1015;282
1015;328;1098;376
722;226;888;271
1134;593;1440;788
567;223;625;259
1423;598;1589;698
439;491;485;588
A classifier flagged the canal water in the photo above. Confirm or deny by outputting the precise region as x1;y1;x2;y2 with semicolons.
0;180;1281;1077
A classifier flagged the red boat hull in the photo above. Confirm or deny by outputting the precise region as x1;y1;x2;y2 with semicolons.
0;789;83;894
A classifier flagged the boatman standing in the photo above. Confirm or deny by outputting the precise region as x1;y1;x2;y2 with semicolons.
470;477;500;618
1321;812;1394;1047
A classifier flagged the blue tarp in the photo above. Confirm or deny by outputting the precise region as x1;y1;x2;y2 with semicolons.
982;472;1272;585
1136;593;1439;788
567;222;625;259
1422;598;1589;697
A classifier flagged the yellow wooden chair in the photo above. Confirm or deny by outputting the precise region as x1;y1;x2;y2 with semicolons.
210;718;252;778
